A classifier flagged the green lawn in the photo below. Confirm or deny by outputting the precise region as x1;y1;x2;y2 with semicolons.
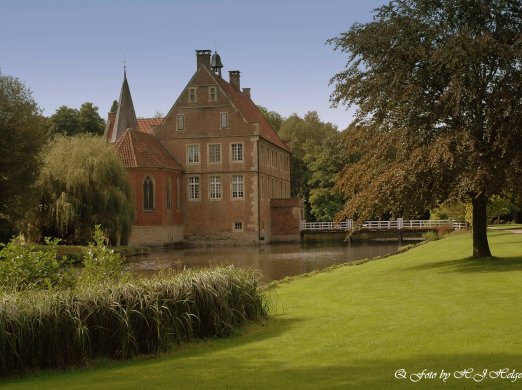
4;231;522;389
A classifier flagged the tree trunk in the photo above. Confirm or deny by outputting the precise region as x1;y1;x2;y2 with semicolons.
472;194;492;258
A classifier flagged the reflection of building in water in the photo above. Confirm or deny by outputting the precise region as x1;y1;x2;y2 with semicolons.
105;50;303;247
125;241;402;282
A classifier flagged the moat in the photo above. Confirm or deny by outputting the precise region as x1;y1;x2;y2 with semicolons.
125;233;421;281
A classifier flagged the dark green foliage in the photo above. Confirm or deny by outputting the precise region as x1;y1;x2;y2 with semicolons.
278;112;339;220
49;102;105;136
0;266;267;377
34;135;133;245
110;100;118;113
305;132;350;221
0;72;47;242
258;105;284;134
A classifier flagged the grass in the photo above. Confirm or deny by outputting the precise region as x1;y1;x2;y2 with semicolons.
3;230;522;389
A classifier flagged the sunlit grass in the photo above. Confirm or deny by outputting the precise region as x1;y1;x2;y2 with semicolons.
4;231;522;389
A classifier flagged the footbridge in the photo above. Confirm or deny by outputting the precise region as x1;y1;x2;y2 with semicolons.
301;219;467;233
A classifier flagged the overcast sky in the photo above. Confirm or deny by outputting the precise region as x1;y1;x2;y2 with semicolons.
1;0;387;130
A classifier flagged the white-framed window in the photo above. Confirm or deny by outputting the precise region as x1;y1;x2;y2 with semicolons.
209;175;221;200
143;175;154;210
232;175;244;199
209;86;217;101
187;144;200;164
231;143;243;162
233;221;243;232
208;143;221;164
220;112;228;128
188;87;197;103
177;114;184;131
188;176;200;200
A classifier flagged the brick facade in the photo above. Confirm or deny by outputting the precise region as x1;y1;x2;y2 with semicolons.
106;50;303;246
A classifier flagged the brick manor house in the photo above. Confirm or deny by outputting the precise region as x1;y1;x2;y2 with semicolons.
104;50;303;246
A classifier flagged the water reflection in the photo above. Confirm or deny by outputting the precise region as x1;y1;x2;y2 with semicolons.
125;234;416;282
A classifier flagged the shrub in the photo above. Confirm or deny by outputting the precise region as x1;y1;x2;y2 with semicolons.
0;238;73;291
422;231;439;241
0;266;267;377
77;225;124;286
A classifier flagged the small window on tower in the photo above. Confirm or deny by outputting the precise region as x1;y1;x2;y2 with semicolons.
188;87;197;103
177;114;184;131
233;222;243;232
220;112;228;128
209;86;217;101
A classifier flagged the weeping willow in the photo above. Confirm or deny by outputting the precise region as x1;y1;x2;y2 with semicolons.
36;135;133;244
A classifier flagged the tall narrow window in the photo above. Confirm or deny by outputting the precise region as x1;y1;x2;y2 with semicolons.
231;143;243;162
177;114;184;131
220;112;228;128
209;176;221;199
188;176;200;200
208;86;217;101
167;177;172;210
232;175;244;198
188;87;197;103
208;144;221;163
176;177;181;211
143;176;154;210
187;144;200;164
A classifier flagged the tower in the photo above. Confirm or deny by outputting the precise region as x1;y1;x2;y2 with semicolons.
210;51;224;77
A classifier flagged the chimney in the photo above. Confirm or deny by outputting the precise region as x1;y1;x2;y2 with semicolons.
195;49;212;69
229;70;240;91
242;88;251;98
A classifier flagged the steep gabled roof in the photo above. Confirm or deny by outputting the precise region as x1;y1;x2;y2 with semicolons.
137;118;163;134
111;70;139;143
215;76;290;152
115;129;183;171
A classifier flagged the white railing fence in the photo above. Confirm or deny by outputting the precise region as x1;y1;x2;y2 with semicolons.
301;219;467;232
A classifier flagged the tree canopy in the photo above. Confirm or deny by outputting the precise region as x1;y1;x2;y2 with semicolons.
49;102;105;136
258;105;284;134
277;111;340;220
0;72;47;242
329;0;522;257
34;134;134;245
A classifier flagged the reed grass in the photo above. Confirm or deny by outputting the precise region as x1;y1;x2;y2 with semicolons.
0;266;267;378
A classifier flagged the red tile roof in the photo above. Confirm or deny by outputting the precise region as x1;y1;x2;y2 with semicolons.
137;118;163;134
115;129;183;171
215;77;290;152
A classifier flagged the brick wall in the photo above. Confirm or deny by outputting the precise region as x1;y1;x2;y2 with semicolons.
270;198;304;242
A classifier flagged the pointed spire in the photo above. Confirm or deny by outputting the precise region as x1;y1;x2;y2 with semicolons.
111;68;139;143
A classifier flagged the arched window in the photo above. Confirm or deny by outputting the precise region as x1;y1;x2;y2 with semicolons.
143;176;154;210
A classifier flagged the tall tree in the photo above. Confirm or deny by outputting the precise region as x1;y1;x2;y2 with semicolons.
305;131;350;221
258;105;284;134
49;102;105;136
78;102;105;135
329;0;522;257
48;106;80;136
279;111;338;220
0;72;47;242
34;134;134;245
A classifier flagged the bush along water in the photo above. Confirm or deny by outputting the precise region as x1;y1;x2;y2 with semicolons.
0;227;268;377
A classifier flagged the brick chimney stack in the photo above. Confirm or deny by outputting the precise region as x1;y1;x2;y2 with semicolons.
229;70;240;91
242;88;251;98
195;50;212;69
